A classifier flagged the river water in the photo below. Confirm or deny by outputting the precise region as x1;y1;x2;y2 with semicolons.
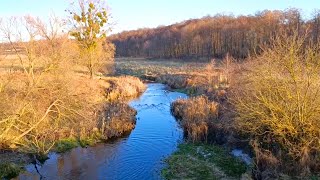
17;83;187;180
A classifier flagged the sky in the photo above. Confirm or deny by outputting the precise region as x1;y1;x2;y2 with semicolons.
0;0;319;34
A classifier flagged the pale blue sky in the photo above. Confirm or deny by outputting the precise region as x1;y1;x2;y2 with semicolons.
0;0;319;33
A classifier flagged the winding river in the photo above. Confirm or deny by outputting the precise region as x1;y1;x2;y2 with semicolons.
17;83;187;180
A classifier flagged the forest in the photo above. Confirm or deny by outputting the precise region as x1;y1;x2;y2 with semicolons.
110;9;320;59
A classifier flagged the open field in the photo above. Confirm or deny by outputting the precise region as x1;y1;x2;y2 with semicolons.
116;57;229;97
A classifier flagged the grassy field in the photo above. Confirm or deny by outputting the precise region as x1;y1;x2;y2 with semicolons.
116;58;229;97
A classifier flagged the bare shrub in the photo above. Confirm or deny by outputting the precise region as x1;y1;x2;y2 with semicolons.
231;32;320;176
0;15;113;155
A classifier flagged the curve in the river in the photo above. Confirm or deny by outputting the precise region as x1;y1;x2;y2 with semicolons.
17;83;187;180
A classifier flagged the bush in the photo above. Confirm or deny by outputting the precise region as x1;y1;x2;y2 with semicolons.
231;32;320;177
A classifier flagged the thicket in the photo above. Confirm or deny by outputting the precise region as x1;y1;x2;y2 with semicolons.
0;0;145;158
231;32;320;178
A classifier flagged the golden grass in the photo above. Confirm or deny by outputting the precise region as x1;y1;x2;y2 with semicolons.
172;96;219;142
104;76;146;101
116;58;230;99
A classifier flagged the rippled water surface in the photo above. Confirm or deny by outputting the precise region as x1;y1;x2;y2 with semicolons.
17;83;187;180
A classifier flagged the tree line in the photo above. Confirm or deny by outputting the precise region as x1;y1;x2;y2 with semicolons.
110;8;320;59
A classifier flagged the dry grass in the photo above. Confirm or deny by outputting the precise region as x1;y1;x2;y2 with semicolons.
116;58;230;100
0;52;145;158
104;76;146;101
99;102;137;139
172;96;219;142
0;15;147;179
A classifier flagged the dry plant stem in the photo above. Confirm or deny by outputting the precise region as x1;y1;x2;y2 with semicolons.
13;100;59;143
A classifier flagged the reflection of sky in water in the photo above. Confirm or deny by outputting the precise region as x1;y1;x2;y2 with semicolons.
17;83;187;180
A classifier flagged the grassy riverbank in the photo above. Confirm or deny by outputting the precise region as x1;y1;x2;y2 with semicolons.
162;143;249;180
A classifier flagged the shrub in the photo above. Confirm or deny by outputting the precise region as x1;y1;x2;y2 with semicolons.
231;32;320;176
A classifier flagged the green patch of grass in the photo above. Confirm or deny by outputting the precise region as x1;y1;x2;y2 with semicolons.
54;137;100;153
171;88;188;94
0;163;22;179
162;143;248;180
54;138;79;153
310;175;320;180
79;137;96;147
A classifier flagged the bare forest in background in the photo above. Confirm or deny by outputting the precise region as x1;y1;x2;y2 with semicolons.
110;9;320;59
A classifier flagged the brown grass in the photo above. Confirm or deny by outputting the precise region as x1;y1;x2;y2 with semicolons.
104;76;146;101
99;102;137;139
0;60;145;154
116;58;231;101
172;96;219;142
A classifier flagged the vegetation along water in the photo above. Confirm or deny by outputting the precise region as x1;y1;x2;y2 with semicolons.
0;0;319;179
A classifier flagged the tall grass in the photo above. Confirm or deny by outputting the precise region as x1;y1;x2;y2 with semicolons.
172;96;218;142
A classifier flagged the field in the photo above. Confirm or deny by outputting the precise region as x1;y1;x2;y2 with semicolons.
116;57;230;96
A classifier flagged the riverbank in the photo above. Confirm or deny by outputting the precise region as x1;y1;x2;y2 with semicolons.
0;73;145;179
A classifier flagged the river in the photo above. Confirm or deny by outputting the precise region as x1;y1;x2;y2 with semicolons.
17;83;188;180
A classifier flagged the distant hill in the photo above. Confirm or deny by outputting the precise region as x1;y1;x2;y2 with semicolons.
110;9;320;60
